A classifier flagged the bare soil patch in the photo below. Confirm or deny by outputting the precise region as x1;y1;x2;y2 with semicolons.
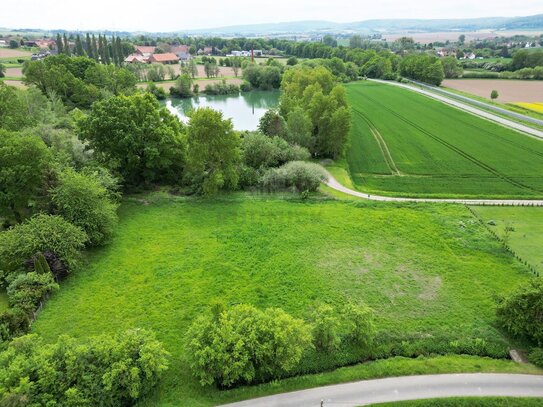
383;30;543;44
0;48;32;58
1;80;26;88
442;79;543;103
5;67;23;78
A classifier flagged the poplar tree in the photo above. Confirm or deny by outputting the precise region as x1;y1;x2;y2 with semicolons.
116;37;124;62
63;34;71;56
56;33;63;54
103;37;110;64
85;33;93;58
91;35;99;62
75;35;84;56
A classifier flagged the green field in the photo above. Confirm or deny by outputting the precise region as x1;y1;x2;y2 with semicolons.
31;192;536;405
374;396;543;406
345;81;543;198
471;206;543;274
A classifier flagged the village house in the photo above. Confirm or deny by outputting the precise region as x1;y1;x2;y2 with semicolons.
135;46;156;57
436;48;456;58
24;39;56;49
124;54;147;63
0;39;7;47
197;46;213;56
148;53;179;64
171;45;191;60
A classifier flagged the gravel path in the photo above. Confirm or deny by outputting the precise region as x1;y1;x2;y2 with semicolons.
369;79;543;140
220;373;543;407
325;171;543;206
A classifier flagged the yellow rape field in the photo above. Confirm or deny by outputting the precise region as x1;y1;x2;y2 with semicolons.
515;102;543;113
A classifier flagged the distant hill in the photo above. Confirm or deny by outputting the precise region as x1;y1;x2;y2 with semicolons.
183;14;543;36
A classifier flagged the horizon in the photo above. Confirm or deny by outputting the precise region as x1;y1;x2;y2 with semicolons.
2;0;542;33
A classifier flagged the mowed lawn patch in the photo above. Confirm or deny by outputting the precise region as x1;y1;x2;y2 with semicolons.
471;206;543;274
33;194;533;405
345;81;543;198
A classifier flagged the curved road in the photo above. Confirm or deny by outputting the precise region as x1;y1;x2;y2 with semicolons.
369;79;543;140
325;171;543;206
220;373;543;407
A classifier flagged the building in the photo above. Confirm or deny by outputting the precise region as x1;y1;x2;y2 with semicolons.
148;53;179;64
24;39;56;49
124;54;147;63
135;46;156;57
171;45;191;61
197;46;213;56
0;39;6;47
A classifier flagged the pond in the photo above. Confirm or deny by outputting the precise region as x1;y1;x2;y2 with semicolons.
166;91;280;131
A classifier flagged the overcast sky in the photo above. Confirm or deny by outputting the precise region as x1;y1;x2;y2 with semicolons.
1;0;542;32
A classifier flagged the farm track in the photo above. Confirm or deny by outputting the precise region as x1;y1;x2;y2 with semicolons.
324;170;543;206
351;107;401;175
354;88;541;194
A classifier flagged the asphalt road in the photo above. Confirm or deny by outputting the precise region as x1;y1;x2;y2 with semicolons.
325;171;543;206
369;79;543;140
220;373;543;407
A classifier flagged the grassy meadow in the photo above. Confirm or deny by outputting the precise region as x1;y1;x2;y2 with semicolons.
345;81;543;198
471;206;543;274
31;192;537;405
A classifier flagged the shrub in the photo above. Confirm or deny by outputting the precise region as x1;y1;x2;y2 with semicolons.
186;304;312;387
204;80;239;95
240;81;252;92
50;168;119;246
496;279;543;346
241;132;310;170
146;82;167;100
0;307;30;342
528;347;543;368
7;272;58;314
261;161;327;193
0;214;87;284
0;329;169;405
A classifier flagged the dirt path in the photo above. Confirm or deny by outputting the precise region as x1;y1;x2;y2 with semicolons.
324;170;543;206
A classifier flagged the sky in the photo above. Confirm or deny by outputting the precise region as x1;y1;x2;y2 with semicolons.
1;0;542;32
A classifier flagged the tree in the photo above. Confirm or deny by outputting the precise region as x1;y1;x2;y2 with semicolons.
0;63;5;78
50;169;119;246
286;106;313;149
77;93;186;186
497;279;543;346
286;56;298;66
0;214;87;284
62;33;70;56
186;304;312;387
343;302;376;346
56;33;63;54
0;329;169;405
8;39;19;49
349;35;363;49
170;74;193;98
310;304;341;352
424;60;445;86
258;109;287;137
441;56;462;79
85;33;93;59
0;132;51;224
186;108;240;195
458;34;466;45
91;34;99;62
490;89;499;101
322;35;337;48
75;35;84;56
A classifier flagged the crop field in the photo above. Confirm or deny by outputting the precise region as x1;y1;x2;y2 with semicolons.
345;81;543;198
441;79;543;103
32;193;534;405
515;102;543;114
471;206;543;274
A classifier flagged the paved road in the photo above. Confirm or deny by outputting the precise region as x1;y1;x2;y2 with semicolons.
220;373;543;407
325;171;543;206
409;80;543;128
369;79;543;140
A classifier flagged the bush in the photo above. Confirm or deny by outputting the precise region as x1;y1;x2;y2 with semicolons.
0;214;87;284
528;347;543;368
260;161;327;193
186;304;312;387
7;272;58;314
146;82;167;100
204;80;239;95
496;278;543;346
240;81;252;92
343;302;376;347
0;329;169;405
241;132;310;170
50;169;119;246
